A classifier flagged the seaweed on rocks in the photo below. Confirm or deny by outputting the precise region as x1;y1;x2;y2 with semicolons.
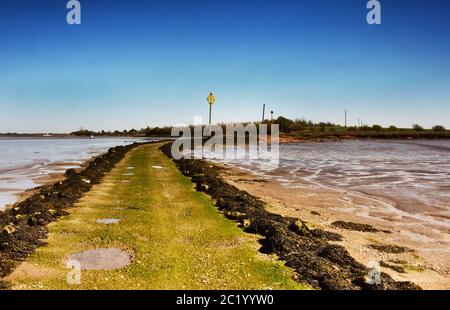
332;221;380;233
160;143;421;290
0;142;147;283
369;244;414;254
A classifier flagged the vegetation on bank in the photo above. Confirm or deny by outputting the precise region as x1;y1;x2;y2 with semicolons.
2;116;448;139
70;126;172;137
4;143;306;290
68;116;449;139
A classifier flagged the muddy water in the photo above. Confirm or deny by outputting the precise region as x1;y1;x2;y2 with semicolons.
207;140;450;243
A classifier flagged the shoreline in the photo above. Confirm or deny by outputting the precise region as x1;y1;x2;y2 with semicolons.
160;143;421;290
2;160;94;212
0;137;156;211
0;142;148;288
216;164;450;290
280;132;450;143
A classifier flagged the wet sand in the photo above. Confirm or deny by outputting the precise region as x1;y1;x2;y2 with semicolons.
219;164;450;290
0;137;149;211
1;161;92;211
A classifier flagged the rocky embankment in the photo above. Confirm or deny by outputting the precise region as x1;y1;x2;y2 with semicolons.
160;143;421;290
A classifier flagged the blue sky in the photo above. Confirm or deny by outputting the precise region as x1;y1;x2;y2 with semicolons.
1;0;449;133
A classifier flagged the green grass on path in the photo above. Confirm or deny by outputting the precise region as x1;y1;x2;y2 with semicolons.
6;143;308;290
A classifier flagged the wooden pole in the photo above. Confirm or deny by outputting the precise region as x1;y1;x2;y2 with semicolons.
262;103;265;123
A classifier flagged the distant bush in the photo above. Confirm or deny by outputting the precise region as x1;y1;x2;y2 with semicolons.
412;124;424;132
276;116;294;133
432;125;446;132
359;125;372;131
71;129;96;136
372;125;383;132
388;125;397;131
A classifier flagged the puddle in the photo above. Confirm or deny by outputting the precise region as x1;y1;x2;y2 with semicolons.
96;218;121;224
66;248;132;270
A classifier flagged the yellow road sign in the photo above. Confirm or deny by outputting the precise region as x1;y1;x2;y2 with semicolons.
207;92;215;105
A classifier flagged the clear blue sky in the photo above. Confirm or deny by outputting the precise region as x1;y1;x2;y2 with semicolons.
1;0;449;133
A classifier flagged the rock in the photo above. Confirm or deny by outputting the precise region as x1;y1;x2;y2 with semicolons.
27;217;37;226
380;261;406;273
37;219;47;226
242;219;251;229
369;244;414;254
0;243;9;250
2;224;16;236
47;209;57;216
310;229;343;241
332;221;379;232
224;211;246;220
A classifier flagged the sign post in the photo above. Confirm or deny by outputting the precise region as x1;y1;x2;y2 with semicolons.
207;92;215;125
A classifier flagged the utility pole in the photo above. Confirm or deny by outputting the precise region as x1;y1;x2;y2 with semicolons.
270;110;274;121
262;103;266;123
345;109;347;128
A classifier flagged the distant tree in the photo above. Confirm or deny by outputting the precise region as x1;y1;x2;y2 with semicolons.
276;116;293;133
432;125;446;132
372;124;383;132
388;125;397;131
412;124;424;132
70;129;95;136
359;125;372;131
290;118;308;132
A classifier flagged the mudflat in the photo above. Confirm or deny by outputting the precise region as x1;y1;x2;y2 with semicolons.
220;166;450;290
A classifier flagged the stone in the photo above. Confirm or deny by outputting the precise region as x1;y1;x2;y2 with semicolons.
67;248;132;270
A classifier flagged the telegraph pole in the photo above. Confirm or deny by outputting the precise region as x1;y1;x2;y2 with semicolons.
345;109;347;128
262;103;266;123
270;110;274;122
